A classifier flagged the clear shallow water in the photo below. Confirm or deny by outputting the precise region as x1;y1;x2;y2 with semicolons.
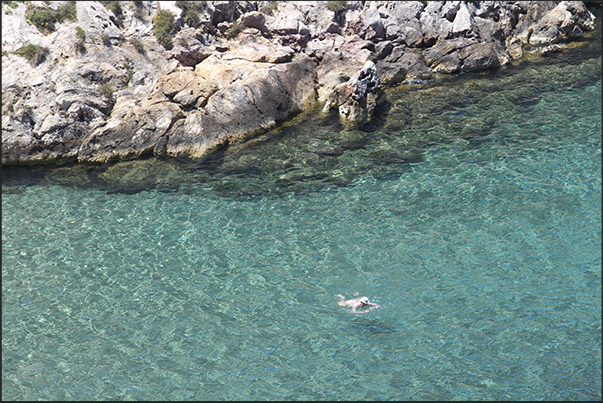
3;55;602;402
3;77;601;400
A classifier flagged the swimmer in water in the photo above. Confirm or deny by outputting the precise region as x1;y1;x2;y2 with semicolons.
338;292;380;313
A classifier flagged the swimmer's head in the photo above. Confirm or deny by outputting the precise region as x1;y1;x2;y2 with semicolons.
359;297;370;306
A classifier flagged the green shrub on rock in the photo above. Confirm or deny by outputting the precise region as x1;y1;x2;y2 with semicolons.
134;9;144;20
225;21;243;39
175;1;206;28
100;84;114;99
134;5;145;20
326;1;347;12
75;26;86;53
57;1;77;22
101;33;111;46
25;7;56;33
125;66;135;85
3;1;20;9
13;44;49;66
260;1;278;15
131;38;145;54
25;1;77;34
75;26;85;39
100;1;124;25
153;9;178;50
2;1;19;14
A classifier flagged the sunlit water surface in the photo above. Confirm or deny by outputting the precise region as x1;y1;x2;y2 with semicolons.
3;56;602;400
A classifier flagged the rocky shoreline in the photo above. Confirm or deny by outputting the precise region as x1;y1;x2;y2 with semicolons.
1;1;597;165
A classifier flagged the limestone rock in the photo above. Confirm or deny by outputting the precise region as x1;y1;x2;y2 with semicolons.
374;40;394;60
1;1;597;165
396;52;433;82
423;37;474;73
226;36;294;63
209;1;238;24
349;60;380;101
529;1;596;44
66;102;106;122
459;41;503;71
362;6;385;40
311;34;375;99
267;5;305;35
194;54;264;89
386;1;424;46
451;2;476;38
420;2;454;46
305;34;345;59
78;101;184;163
323;60;384;123
2;113;86;164
240;11;266;31
375;61;407;86
171;42;215;67
1;0;173;164
166;54;317;158
403;27;424;47
265;1;338;37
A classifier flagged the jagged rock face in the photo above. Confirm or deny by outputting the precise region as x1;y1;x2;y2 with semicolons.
339;60;384;122
1;1;597;165
78;100;184;163
75;51;316;163
529;1;595;44
1;1;171;164
322;60;383;123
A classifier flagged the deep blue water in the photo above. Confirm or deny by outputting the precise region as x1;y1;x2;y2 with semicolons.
3;56;601;400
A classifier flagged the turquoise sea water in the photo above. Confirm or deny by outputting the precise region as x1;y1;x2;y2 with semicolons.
3;39;602;401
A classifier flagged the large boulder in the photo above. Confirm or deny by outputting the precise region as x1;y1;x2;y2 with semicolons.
451;2;476;38
361;6;385;40
265;4;307;35
423;37;475;73
375;60;407;86
314;35;375;102
459;41;505;71
226;35;295;63
529;1;596;44
384;1;424;46
239;11;267;31
78;100;184;163
170;30;215;66
1;113;86;164
165;54;317;158
383;49;433;82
